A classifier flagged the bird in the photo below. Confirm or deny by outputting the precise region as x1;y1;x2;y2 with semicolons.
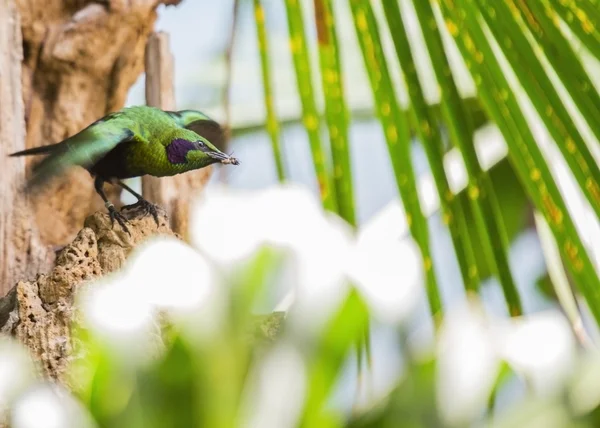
10;105;239;234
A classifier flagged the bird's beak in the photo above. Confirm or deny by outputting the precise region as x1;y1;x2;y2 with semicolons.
209;151;240;165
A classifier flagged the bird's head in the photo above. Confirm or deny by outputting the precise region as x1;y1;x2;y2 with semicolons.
166;130;239;168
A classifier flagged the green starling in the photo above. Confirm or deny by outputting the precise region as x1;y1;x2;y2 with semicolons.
10;105;239;233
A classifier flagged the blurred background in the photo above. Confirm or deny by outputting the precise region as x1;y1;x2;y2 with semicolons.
4;0;600;426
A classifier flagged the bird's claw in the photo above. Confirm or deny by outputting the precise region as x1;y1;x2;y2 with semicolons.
107;204;131;235
123;199;160;226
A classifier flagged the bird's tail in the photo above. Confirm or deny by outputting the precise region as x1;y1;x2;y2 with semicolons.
10;124;131;192
9;142;63;157
9;142;70;192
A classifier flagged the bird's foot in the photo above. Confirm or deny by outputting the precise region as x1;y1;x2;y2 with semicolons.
106;203;130;235
122;198;160;226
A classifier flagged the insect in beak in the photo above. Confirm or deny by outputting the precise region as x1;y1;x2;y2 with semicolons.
221;157;239;165
209;150;240;165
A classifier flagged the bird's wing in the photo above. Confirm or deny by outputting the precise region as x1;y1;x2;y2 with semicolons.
22;122;134;191
167;109;213;126
167;109;226;151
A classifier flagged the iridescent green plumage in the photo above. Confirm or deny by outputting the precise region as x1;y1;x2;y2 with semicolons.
10;105;239;232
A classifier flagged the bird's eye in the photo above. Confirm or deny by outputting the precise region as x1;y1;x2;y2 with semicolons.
194;140;212;153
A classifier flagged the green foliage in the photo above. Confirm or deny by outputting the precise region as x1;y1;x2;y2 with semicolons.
283;0;337;212
348;0;442;322
253;0;287;182
252;0;600;321
412;0;521;313
457;157;530;282
43;267;600;428
382;0;481;297
313;0;357;226
439;0;600;323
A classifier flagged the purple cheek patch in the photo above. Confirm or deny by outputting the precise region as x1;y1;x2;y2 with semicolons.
167;138;196;164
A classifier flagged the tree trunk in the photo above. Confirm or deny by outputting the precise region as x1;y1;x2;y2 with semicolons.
0;0;52;296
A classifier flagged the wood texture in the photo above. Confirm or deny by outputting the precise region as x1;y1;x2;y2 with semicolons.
17;0;179;247
142;31;213;240
0;0;52;296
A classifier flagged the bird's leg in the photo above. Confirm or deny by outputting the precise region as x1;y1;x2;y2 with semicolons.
118;180;160;226
94;177;130;235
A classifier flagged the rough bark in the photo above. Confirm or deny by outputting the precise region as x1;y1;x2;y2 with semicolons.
17;0;181;247
0;205;285;393
0;0;52;296
0;206;176;388
142;31;213;241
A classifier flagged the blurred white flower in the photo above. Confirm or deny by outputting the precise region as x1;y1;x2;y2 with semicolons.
436;300;499;427
11;383;96;428
436;300;577;426
192;184;424;328
173;280;229;342
286;213;355;330
78;274;162;362
240;342;306;428
82;275;152;337
568;352;600;416
348;234;424;325
0;339;36;410
190;188;268;264
192;184;354;329
191;184;325;266
79;236;221;345
126;237;215;311
356;200;408;243
496;311;576;395
348;199;424;325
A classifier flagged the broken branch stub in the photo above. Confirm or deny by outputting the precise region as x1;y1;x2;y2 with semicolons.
142;31;213;241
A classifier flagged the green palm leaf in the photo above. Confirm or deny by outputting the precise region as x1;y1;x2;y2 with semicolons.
252;0;600;328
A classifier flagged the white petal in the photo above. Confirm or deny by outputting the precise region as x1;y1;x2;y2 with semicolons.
82;276;152;336
357;200;408;244
126;237;214;311
569;352;600;416
256;184;326;249
348;236;423;325
0;339;36;408
78;276;159;360
240;343;306;428
287;214;354;331
191;186;266;265
436;301;499;426
11;383;96;428
191;183;355;330
190;184;325;266
177;281;229;342
497;311;576;395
